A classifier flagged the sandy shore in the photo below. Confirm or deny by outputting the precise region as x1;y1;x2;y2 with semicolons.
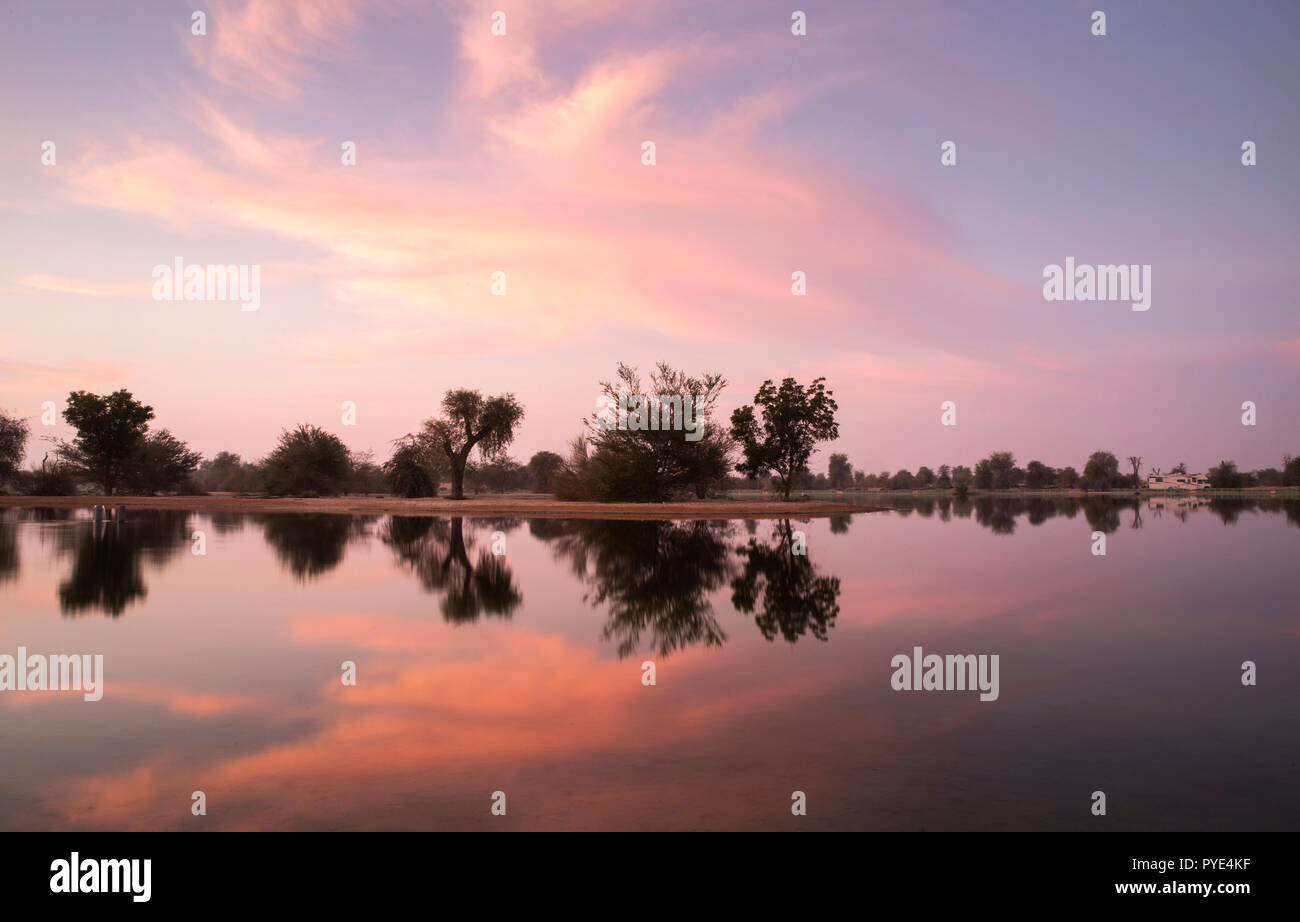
0;493;884;521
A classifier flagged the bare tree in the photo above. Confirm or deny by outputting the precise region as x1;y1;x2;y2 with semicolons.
1127;455;1143;488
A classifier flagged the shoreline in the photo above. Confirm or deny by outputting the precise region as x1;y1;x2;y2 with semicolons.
0;493;886;521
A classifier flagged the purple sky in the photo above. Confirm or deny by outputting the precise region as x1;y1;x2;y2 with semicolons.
1;0;1297;475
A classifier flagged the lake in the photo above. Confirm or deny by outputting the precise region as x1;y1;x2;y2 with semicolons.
1;496;1297;830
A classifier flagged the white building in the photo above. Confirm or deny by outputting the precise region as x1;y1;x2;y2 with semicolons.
1146;472;1210;491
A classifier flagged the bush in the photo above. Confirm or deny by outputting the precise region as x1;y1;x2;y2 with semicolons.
1208;460;1244;489
383;436;441;497
27;463;78;496
262;424;352;496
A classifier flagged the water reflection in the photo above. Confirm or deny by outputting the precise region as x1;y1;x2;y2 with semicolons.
6;497;1298;627
873;494;1300;532
258;513;376;581
56;511;191;617
730;519;841;643
382;516;522;622
535;518;734;657
0;520;16;585
1;497;1297;832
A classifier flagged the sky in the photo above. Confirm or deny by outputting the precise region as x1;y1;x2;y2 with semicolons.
1;0;1297;476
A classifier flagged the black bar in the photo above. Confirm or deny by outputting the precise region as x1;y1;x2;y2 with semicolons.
0;831;1275;909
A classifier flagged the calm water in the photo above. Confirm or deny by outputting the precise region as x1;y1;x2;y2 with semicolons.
1;497;1297;831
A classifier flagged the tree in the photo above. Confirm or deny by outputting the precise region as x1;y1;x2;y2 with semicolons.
1282;454;1300;487
347;449;388;493
126;428;201;493
974;451;1016;490
526;451;565;493
262;424;353;496
196;451;264;493
422;390;524;500
383;436;442;498
1170;461;1188;474
58;390;155;495
731;377;839;501
1058;466;1080;488
576;363;731;502
1207;460;1243;489
197;451;242;492
890;469;916;490
1127;455;1143;489
936;464;952;489
1080;451;1120;491
915;466;935;488
0;410;30;487
1024;460;1054;489
951;465;973;497
470;457;528;493
827;453;853;489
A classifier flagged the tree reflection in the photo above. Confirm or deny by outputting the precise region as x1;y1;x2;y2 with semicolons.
730;519;842;643
382;516;521;622
537;519;733;658
872;494;1297;534
0;519;17;585
258;513;375;581
57;510;190;616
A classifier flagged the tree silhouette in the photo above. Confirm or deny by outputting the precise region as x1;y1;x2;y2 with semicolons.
730;520;841;643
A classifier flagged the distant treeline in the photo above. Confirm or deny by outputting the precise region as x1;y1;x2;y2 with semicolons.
801;451;1300;495
2;382;1296;501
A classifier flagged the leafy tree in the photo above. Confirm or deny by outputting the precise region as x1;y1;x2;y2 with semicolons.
951;465;973;497
1208;460;1244;489
731;377;839;501
1058;466;1080;488
890;468;916;490
469;457;528;493
526;451;565;493
1024;460;1054;489
1080;451;1121;491
578;363;731;502
1169;461;1188;474
422;390;524;500
936;464;952;489
346;449;388;493
1254;467;1285;487
973;452;1016;490
915;465;935;488
1283;454;1300;487
0;410;30;487
126;429;202;493
197;451;242;491
196;451;264;493
58;390;155;495
262;424;353;496
827;453;853;489
383;436;442;497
